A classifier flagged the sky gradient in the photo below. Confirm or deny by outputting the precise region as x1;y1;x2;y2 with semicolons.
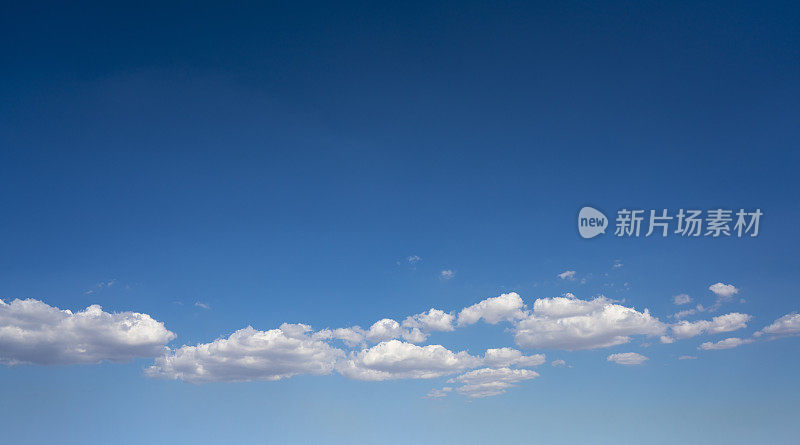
1;1;799;444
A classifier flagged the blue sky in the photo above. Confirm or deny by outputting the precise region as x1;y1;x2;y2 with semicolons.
1;1;799;443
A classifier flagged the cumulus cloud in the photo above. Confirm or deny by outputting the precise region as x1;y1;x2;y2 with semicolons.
365;319;406;343
671;320;709;339
312;326;367;347
457;292;527;326
0;298;175;366
759;313;800;337
451;367;539;398
482;348;545;368
146;323;344;383
324;318;427;345
337;340;480;381
672;294;692;305
708;283;740;309
14;286;777;392
699;337;753;350
558;270;577;280
706;313;752;334
407;255;421;264
514;295;665;350
402;308;455;333
440;270;455;280
403;328;428;343
670;313;752;339
607;352;648;365
709;283;739;298
551;359;567;367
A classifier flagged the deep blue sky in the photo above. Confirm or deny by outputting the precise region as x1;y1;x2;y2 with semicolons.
1;1;799;444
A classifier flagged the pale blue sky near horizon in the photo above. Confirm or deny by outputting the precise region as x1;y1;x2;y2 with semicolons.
1;1;799;443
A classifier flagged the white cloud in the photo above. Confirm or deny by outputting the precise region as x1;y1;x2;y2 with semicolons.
402;308;455;333
0;299;175;366
482;348;545;368
514;295;665;350
146;323;344;383
357;318;429;344
403;328;428;343
407;255;421;264
706;313;752;334
672;294;692;305
83;279;118;295
670;304;706;319
365;319;406;343
335;327;367;344
530;293;602;318
671;309;695;319
671;320;710;339
194;302;210;310
557;270;577;280
425;387;452;398
613;260;623;269
759;313;800;336
709;283;739;298
551;359;567;367
707;283;740;310
451;367;539;398
337;340;480;381
699;337;753;350
678;355;697;360
607;352;648;365
660;335;675;344
670;313;752;339
457;292;527;326
313;326;367;347
440;270;455;280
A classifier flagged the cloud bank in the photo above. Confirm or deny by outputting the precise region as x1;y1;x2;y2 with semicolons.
514;295;665;350
0;298;175;366
146;323;343;383
6;287;799;399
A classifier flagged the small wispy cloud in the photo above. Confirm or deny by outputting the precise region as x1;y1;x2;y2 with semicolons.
613;260;623;269
678;355;697;360
407;255;421;264
607;352;648;365
699;337;752;350
672;294;692;305
83;279;118;295
194;302;211;310
670;304;706;319
440;269;455;280
551;359;566;367
425;387;452;398
557;270;576;280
